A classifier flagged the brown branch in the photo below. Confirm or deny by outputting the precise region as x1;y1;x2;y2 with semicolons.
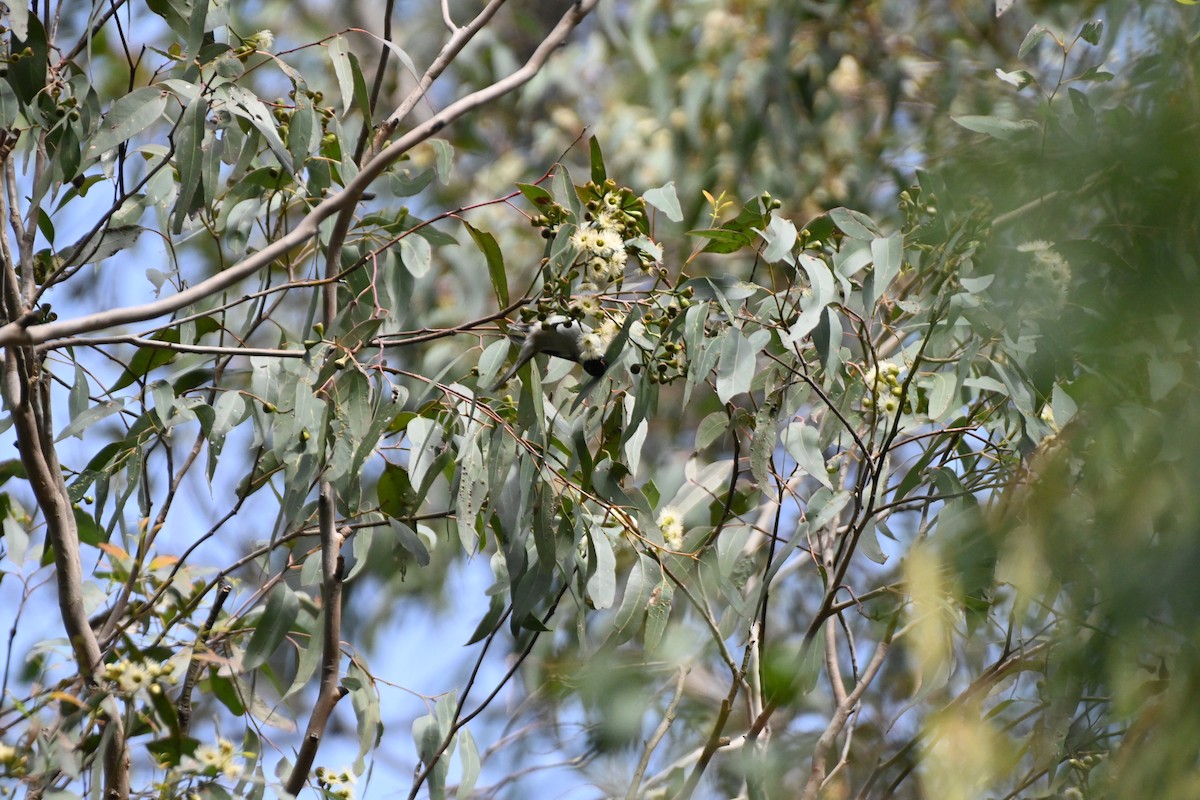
284;485;347;796
801;611;900;800
177;582;232;735
371;0;509;152
1;148;129;797
675;623;758;800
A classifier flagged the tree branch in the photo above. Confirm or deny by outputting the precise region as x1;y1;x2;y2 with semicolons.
0;0;601;348
801;611;899;800
284;486;347;795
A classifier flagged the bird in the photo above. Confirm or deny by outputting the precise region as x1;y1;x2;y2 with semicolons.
491;315;608;390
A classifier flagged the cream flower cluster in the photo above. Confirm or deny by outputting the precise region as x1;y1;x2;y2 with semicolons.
189;738;243;780
571;197;630;284
316;765;358;799
104;656;179;695
861;361;904;413
657;506;685;551
1017;240;1071;307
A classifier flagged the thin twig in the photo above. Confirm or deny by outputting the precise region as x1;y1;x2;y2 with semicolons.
625;667;689;800
177;582;232;735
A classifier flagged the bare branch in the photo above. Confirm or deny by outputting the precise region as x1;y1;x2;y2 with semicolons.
284;485;348;795
801;612;900;800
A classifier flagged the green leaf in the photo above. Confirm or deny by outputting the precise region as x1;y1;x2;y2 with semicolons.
553;166;583;223
924;371;959;421
1075;65;1114;83
644;181;683;222
716;328;770;403
749;403;778;492
588;135;606;184
242;583;300;671
759;215;797;263
150;380;175;428
210;671;246;716
429;138;454;183
1050;384;1077;427
695;411;728;451
73;505;105;546
7;15;47;105
455;442;488;553
44;120;82;190
458;727;480;798
610;553;654;643
1148;359;1181;402
828;207;881;240
56;399;126;441
0;460;26;487
282;608;322;701
465;222;507;307
859;522;888;564
412;709;449;799
226;85;295;173
59;225;144;269
1018;24;1053;59
0;81;19;132
5;0;28;39
585;528;617;610
1080;19;1103;46
781;421;832;489
378;462;419;518
1068;87;1093;120
399;233;432;278
952;115;1039;141
465;593;506;646
690;227;752;254
182;0;209;73
69;361;90;422
328;35;357;119
623;405;649;478
867;232;903;310
995;68;1035;90
679;275;760;302
83;86;169;161
210;391;247;438
515;182;554;210
644;578;673;654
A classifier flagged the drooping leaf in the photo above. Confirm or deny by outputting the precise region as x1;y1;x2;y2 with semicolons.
585;528;617;610
828;207;881;240
716;327;770;403
242;583;300;671
867;232;903;310
399;233;432;278
1018;24;1053;59
644;181;683;222
57;399;126;442
378;462;420;519
465;222;508;309
588;135;606;184
83;86;169;162
610;553;654;644
952;115;1040;141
